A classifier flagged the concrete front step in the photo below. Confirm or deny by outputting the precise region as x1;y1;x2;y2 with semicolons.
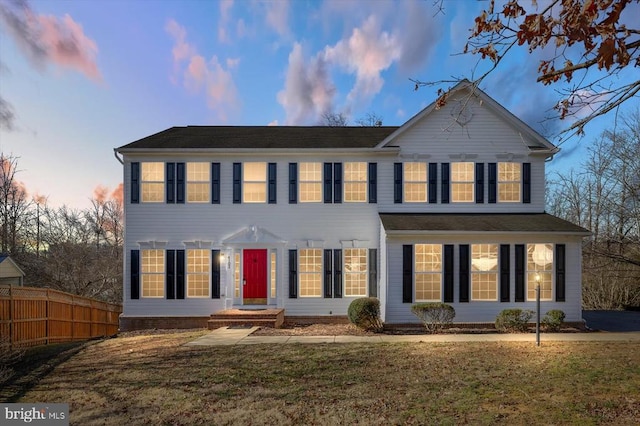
208;308;285;329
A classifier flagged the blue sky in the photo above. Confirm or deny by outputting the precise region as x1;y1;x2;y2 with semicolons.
1;0;638;208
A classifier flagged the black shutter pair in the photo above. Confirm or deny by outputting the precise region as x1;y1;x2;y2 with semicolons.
513;244;565;302
233;163;277;204
166;163;185;204
441;163;484;204
458;244;510;302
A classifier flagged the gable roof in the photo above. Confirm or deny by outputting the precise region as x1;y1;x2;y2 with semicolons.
376;80;558;154
380;213;589;235
0;254;26;277
117;126;399;152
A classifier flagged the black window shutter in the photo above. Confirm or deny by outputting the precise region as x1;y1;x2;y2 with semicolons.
289;163;297;204
212;250;221;299
131;162;140;204
459;245;469;302
444;244;454;303
211;163;221;204
402;245;413;303
333;249;343;298
131;249;140;299
394;163;403;203
176;162;185;204
475;163;484;204
233;163;242;204
333;163;342;203
523;162;531;204
368;248;378;297
488;163;497;203
441;163;450;204
288;250;297;298
556;244;566;302
428;162;437;204
323;162;332;203
268;162;277;204
323;249;333;298
176;250;185;299
166;250;176;299
166;162;175;204
500;244;510;302
368;162;377;203
515;244;525;302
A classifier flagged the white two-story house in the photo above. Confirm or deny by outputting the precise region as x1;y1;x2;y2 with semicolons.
115;82;589;330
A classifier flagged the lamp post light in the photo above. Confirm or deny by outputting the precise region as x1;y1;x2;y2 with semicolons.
535;273;541;347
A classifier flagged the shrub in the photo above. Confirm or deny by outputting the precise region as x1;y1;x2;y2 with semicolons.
495;309;534;332
347;297;383;332
411;303;456;333
542;309;566;332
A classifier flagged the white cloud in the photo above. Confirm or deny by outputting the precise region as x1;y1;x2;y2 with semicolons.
217;0;234;43
0;0;101;81
277;43;335;125
265;0;290;37
166;19;240;122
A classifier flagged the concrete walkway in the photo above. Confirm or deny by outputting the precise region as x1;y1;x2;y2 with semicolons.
185;326;640;346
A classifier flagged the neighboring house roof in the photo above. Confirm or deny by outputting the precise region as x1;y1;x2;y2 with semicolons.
380;213;590;235
0;254;26;277
117;126;399;151
377;80;559;154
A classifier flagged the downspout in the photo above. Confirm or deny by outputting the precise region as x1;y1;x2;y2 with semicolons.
113;148;124;165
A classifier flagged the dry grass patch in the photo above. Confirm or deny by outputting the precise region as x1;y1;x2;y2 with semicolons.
10;330;640;425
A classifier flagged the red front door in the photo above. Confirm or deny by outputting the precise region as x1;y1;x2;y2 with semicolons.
243;249;268;304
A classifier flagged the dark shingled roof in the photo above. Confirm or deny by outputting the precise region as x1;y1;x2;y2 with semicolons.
117;126;400;150
380;213;589;234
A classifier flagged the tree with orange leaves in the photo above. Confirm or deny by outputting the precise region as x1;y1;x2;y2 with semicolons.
417;0;639;138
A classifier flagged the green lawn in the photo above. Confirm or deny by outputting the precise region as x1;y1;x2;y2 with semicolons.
4;330;640;425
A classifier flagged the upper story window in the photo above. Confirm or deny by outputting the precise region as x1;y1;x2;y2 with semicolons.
527;244;553;301
414;244;442;302
344;248;368;297
498;162;521;202
404;162;427;202
141;249;164;297
300;162;322;202
187;249;210;297
471;244;498;301
187;163;210;203
451;162;474;202
141;162;164;203
344;162;367;202
243;162;267;203
299;248;322;297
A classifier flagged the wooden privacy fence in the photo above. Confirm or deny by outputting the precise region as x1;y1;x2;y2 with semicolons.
0;286;122;347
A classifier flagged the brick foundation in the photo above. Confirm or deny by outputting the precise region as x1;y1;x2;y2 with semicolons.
119;316;209;331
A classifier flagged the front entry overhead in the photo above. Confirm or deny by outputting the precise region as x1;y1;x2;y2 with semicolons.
243;249;267;304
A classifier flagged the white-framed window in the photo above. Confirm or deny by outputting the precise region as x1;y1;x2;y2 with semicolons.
299;162;322;202
471;244;498;301
141;249;164;297
527;244;553;301
243;162;267;203
187;249;210;297
414;244;442;301
344;248;368;297
344;162;367;202
187;162;210;203
498;162;521;202
234;252;241;298
270;251;277;298
451;162;474;202
141;162;164;203
299;249;322;297
404;162;427;202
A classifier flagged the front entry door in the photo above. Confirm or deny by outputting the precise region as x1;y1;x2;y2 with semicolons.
243;249;267;304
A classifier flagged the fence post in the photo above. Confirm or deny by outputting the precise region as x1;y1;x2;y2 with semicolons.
9;285;14;349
